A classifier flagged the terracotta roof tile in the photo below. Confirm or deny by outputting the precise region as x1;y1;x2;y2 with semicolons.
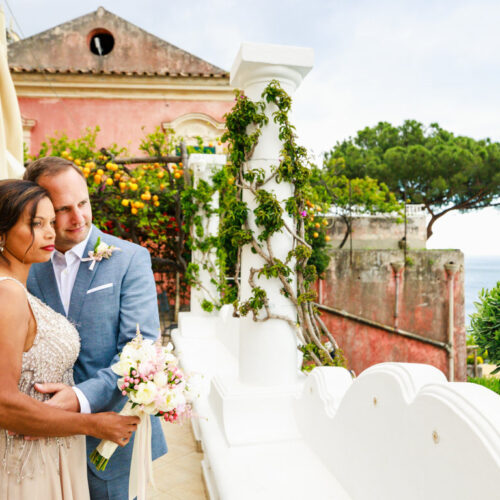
8;7;229;79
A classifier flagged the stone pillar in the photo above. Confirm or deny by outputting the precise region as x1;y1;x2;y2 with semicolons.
231;43;313;386
188;154;226;314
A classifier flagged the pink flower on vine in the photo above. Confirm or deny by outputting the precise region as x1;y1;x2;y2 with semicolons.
300;210;307;217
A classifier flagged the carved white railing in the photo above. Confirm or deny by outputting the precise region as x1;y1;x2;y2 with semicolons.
295;363;500;499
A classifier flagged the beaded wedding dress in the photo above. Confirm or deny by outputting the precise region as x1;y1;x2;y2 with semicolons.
0;277;90;500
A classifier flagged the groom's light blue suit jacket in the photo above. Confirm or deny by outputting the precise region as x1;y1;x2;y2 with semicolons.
28;225;167;481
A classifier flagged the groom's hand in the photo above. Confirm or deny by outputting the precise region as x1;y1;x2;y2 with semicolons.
34;383;81;412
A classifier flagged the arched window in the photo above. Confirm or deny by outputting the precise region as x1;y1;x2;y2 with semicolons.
162;113;226;152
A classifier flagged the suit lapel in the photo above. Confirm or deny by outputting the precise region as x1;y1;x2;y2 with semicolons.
67;226;100;325
34;260;65;315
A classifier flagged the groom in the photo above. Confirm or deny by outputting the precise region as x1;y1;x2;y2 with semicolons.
24;157;167;500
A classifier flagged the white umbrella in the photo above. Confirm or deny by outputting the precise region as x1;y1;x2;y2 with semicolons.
0;5;24;180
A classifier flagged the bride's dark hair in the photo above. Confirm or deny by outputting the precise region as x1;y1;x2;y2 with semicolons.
0;180;50;265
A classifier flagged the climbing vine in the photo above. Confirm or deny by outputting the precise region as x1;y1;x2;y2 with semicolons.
216;82;346;369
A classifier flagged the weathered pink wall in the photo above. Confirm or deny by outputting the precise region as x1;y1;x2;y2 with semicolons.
19;97;233;156
319;249;466;381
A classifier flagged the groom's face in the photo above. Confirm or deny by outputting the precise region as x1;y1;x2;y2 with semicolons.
38;168;92;253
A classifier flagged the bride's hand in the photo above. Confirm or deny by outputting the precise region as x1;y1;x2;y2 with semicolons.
91;412;140;446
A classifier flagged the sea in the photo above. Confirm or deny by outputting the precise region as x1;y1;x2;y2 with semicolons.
465;255;500;329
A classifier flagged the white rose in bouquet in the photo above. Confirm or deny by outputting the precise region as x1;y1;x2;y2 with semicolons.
153;370;168;387
156;387;186;413
130;380;158;406
121;343;142;364
137;342;156;364
112;356;135;376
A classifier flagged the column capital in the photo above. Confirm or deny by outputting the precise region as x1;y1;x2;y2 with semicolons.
230;42;314;97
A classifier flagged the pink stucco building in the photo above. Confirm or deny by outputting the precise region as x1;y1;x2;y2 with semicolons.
8;7;234;156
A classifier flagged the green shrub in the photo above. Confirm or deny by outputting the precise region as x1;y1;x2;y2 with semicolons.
468;283;500;374
468;377;500;396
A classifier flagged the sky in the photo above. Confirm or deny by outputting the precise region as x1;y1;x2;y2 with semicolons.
4;0;500;256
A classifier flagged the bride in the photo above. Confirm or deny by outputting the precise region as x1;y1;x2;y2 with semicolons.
0;179;139;499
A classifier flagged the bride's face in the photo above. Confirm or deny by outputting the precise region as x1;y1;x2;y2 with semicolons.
3;197;56;264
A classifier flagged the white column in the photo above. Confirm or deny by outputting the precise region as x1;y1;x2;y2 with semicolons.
231;43;313;386
188;154;226;314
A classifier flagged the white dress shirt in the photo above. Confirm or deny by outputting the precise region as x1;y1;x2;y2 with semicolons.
51;228;92;414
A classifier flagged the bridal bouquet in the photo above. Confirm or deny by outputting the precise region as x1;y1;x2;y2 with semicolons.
90;325;200;498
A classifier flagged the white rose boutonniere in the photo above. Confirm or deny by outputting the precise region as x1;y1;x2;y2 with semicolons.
82;236;121;270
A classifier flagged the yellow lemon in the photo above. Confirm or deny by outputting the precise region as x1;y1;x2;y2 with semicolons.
313;232;319;238
97;169;104;175
74;159;81;166
131;207;138;215
130;183;138;191
106;178;113;186
154;201;160;207
121;199;130;207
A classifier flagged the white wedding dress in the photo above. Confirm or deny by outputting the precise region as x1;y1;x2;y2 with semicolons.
0;277;90;500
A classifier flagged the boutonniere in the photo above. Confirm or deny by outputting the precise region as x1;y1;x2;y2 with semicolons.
82;237;121;270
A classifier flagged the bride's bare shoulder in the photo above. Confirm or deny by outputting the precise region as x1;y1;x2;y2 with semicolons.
0;280;29;323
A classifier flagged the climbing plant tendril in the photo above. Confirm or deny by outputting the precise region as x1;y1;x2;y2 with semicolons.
217;81;346;370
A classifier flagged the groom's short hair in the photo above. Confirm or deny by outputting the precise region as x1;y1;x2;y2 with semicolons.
24;156;85;183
